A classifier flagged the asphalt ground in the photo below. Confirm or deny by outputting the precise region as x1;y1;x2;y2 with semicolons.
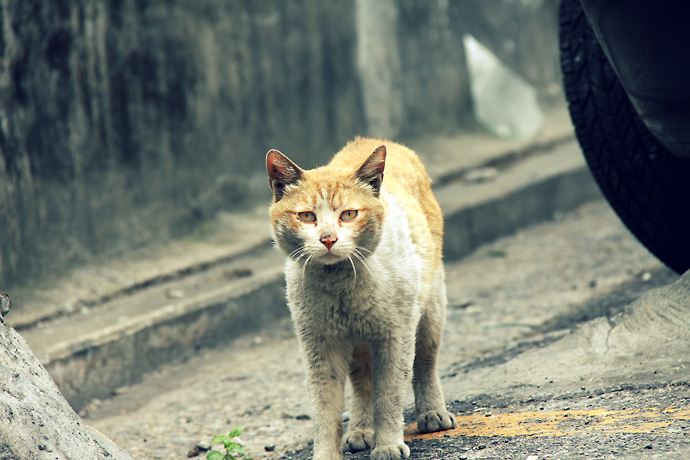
87;200;690;460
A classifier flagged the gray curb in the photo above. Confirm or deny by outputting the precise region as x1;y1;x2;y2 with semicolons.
50;270;286;412
439;141;601;260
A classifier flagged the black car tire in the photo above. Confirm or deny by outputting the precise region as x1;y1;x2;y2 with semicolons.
559;0;690;274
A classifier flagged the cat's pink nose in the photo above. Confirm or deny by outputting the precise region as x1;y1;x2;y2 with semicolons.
320;234;338;250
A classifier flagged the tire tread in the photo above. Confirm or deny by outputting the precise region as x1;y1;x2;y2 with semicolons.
559;0;690;273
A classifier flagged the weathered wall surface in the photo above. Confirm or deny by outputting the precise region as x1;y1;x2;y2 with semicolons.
0;0;561;287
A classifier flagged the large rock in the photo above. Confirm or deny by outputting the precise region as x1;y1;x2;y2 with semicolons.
0;294;131;460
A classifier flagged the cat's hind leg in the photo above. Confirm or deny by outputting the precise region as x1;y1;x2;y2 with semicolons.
342;343;375;453
413;274;457;434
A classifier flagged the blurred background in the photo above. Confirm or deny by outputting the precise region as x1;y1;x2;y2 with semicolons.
0;0;562;289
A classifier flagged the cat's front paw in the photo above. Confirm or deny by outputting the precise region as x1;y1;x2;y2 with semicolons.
417;409;456;433
342;428;375;452
370;443;410;460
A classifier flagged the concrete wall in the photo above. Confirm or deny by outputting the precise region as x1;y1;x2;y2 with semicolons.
0;0;561;287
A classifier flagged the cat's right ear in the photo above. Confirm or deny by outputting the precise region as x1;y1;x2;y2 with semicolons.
266;149;304;202
356;145;386;197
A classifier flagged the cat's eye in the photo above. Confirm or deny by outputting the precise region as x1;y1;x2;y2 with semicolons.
298;211;316;223
340;210;358;222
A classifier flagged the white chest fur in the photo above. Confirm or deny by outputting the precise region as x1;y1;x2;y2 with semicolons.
284;191;423;341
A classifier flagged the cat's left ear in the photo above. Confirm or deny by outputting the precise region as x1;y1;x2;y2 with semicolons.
356;145;386;197
266;149;304;202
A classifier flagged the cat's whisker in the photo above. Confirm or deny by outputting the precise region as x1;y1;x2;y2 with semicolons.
352;247;371;261
352;249;374;280
300;254;313;284
353;246;376;278
289;247;308;261
347;255;357;287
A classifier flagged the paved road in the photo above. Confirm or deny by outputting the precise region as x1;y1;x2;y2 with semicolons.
88;200;689;460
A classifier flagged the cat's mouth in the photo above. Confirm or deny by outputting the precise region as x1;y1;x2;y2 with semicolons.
317;251;344;265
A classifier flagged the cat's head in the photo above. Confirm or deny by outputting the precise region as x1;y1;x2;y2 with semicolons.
266;146;386;266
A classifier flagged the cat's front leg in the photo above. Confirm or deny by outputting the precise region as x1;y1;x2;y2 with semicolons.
301;340;350;460
370;335;415;460
342;344;375;453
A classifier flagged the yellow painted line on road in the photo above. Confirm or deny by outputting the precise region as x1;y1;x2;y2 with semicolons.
405;407;690;440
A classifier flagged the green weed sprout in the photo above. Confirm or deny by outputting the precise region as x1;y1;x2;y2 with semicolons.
207;426;253;460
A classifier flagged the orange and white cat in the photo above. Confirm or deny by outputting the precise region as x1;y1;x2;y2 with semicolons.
266;138;455;460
